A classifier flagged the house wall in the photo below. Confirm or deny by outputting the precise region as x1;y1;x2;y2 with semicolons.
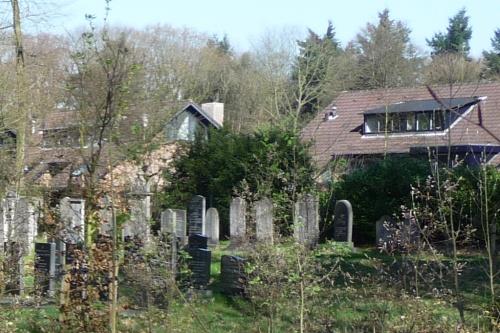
166;111;208;141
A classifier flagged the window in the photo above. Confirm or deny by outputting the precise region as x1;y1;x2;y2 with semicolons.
364;110;446;134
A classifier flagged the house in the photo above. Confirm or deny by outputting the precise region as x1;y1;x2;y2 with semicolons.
165;102;224;141
302;82;500;176
22;101;224;194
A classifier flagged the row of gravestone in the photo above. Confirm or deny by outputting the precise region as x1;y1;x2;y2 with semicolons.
160;195;356;248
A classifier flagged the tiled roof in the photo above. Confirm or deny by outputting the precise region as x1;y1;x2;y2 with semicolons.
301;82;500;170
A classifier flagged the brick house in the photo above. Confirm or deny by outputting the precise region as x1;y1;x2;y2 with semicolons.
302;82;500;177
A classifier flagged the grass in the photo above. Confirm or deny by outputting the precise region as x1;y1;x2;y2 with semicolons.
0;242;496;332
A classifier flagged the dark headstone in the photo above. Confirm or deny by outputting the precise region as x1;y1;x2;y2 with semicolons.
333;200;353;246
188;234;208;250
188;195;206;236
220;255;247;295
3;242;24;295
34;242;56;296
187;248;211;288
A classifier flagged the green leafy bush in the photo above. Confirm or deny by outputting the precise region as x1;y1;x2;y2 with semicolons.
330;156;430;244
162;124;316;237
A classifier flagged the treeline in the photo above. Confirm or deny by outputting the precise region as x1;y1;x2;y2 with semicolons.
0;8;498;139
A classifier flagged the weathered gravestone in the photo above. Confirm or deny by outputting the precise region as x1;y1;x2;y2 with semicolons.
255;198;273;245
205;208;219;246
188;195;206;236
34;242;56;296
60;197;85;244
402;214;420;250
293;194;320;247
220;255;247;295
230;197;246;245
0;195;40;252
187;234;211;288
125;196;151;243
375;215;397;248
333;200;353;246
160;209;187;246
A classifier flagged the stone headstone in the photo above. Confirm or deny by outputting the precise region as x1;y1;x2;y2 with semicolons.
34;242;56;296
60;197;85;243
160;209;176;234
124;195;151;242
333;200;353;246
230;197;246;244
161;209;187;246
293;194;320;247
205;208;219;246
402;214;420;250
187;248;211;288
1;195;40;252
375;215;397;248
188;234;208;250
255;198;273;244
220;255;247;295
187;234;211;288
188;195;206;236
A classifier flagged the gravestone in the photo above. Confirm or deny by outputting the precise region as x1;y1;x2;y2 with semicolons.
333;200;353;246
230;197;246;244
60;197;85;243
161;209;187;245
402;214;420;250
187;234;211;288
205;208;219;246
173;209;187;245
1;195;40;252
161;209;176;234
34;242;56;296
293;194;320;247
125;196;151;242
255;198;273;244
375;215;397;248
220;255;247;295
188;195;206;236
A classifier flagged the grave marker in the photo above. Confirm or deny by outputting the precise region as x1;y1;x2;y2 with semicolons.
220;255;247;295
333;200;353;246
230;197;246;244
255;198;273;244
293;194;319;247
205;208;219;246
188;195;206;236
34;242;56;296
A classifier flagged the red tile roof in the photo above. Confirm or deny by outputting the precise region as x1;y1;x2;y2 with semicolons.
301;82;500;170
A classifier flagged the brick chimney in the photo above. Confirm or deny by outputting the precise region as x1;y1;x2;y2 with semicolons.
201;102;224;127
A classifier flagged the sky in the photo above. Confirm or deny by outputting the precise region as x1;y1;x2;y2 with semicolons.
46;0;499;57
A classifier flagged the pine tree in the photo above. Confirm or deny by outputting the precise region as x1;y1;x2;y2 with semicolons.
292;21;339;116
355;9;421;89
427;8;472;57
483;29;500;78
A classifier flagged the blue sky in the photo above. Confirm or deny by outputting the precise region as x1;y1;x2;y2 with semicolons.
51;0;498;57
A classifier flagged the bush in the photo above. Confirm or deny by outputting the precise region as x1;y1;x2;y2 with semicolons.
330;156;430;244
162;124;316;237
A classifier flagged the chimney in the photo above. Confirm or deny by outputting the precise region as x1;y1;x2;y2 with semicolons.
201;102;224;126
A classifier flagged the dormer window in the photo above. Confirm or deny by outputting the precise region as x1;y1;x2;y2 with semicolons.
363;97;479;134
324;106;337;121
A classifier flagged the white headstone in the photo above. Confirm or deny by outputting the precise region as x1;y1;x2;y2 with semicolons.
255;198;273;244
206;208;219;246
230;197;246;243
293;194;319;247
60;197;85;243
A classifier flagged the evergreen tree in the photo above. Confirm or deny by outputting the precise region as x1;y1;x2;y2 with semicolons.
292;21;339;116
483;28;500;78
427;8;472;57
354;9;421;89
